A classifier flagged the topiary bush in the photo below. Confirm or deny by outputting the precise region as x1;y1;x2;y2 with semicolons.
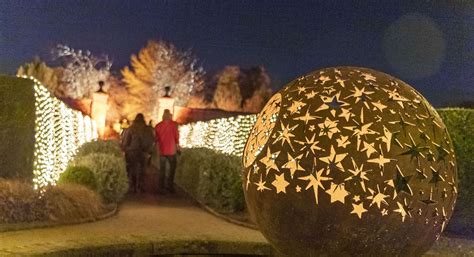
438;108;474;235
0;179;46;223
72;153;128;203
176;147;245;213
43;183;103;222
75;139;122;158
58;166;97;191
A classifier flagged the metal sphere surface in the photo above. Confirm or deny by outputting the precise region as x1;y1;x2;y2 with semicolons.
243;67;458;257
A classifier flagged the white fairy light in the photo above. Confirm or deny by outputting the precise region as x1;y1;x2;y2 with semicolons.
179;114;257;156
18;75;98;189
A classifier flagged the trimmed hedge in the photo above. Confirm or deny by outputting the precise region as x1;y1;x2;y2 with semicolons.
58;166;97;191
72;153;128;204
438;108;474;235
0;76;35;180
176;148;245;213
75;140;122;158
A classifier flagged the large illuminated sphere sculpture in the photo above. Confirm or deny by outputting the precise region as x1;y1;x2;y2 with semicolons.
243;67;457;257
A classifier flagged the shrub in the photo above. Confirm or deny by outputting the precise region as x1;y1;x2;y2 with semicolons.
437;108;474;235
176;148;245;213
58;166;97;191
73;153;128;203
0;179;45;223
75;140;122;158
43;183;103;222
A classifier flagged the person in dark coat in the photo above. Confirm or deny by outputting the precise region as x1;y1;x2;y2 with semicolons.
121;113;154;193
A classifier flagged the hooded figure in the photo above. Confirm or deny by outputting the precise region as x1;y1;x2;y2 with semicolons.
122;113;154;193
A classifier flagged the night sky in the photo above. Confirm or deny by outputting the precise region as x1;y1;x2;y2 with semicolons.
0;0;473;106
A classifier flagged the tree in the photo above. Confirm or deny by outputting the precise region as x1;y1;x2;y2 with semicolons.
212;66;242;111
212;66;272;112
122;40;205;120
17;57;60;95
240;66;272;113
53;44;112;99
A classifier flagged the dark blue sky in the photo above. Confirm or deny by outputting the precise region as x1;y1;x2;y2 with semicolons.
0;0;473;106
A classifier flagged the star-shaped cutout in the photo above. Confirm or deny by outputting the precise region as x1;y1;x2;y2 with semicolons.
288;100;306;114
338;107;353;122
361;141;377;158
367;186;389;209
275;123;298;150
259;148;281;175
295;108;320;124
394;198;413;222
377;126;393;152
295;134;322;157
401;133;428;161
283;153;304;178
272;173;289;194
385;88;410;108
361;72;376;82
336;135;350;148
255;175;271;192
372;100;387;112
394;165;413;196
318;117;340;139
319;146;348;173
351;202;368;219
315;93;349;117
345;86;375;105
345;158;371;192
318;75;331;84
428;166;445;185
299;168;332;205
367;153;393;169
325;182;349;204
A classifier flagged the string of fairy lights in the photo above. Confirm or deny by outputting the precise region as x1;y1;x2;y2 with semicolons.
18;75;98;189
179;115;257;156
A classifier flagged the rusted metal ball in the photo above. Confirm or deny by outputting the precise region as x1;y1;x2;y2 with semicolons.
243;67;457;257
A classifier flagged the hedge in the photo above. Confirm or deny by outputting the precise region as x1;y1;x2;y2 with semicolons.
0;76;35;180
438;108;474;235
175;148;245;213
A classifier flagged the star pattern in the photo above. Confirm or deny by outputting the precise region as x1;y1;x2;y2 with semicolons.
272;173;290;194
243;67;457;229
351;202;368;219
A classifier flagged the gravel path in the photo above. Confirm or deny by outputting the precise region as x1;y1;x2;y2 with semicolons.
0;194;271;256
0;194;472;257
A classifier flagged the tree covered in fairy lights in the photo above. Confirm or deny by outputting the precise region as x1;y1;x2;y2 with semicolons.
53;44;112;99
121;40;205;120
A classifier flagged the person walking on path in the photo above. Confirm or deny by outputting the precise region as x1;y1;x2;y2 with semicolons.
122;113;154;193
155;109;180;194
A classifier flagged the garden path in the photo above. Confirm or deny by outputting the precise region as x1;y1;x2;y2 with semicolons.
0;194;271;256
0;194;473;257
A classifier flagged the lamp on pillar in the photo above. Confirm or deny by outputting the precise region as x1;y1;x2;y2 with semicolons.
90;80;109;138
157;86;175;123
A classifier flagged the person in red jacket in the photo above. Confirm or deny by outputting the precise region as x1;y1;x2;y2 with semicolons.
155;109;180;194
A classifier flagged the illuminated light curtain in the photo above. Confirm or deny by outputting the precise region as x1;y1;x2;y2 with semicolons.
18;75;98;189
178;114;257;156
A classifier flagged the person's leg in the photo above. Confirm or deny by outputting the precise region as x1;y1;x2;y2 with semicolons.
157;156;167;194
128;151;140;193
166;155;177;193
136;152;146;193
